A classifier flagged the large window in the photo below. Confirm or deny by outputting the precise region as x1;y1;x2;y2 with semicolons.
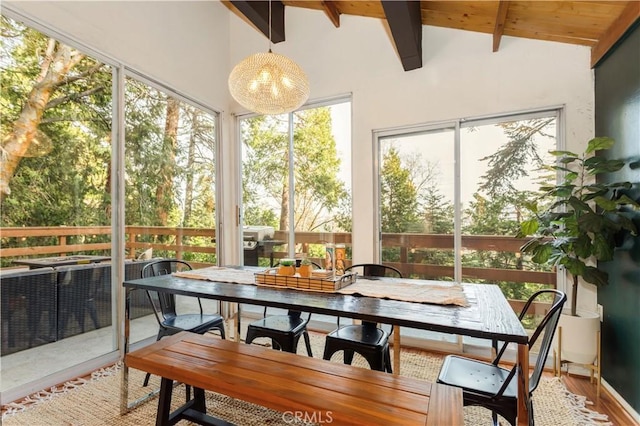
240;100;352;268
376;110;559;347
1;15;114;393
0;13;221;402
123;76;219;345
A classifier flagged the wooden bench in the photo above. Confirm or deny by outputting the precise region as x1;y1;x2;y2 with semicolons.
125;331;463;426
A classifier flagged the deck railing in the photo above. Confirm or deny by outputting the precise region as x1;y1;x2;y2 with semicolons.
0;226;555;288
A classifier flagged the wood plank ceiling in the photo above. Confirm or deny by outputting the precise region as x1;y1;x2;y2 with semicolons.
224;1;639;70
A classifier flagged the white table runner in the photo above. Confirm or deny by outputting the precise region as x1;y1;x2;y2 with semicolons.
174;266;468;307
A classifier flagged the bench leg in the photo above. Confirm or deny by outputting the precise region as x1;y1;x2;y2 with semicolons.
193;387;207;413
157;377;174;426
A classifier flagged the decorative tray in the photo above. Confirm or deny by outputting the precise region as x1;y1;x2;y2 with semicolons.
255;269;356;292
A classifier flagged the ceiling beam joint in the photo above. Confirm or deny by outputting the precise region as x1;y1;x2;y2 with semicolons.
321;1;341;28
493;1;510;52
229;0;285;44
381;0;423;71
591;1;640;67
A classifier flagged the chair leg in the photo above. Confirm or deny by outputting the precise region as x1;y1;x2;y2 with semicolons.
384;346;393;373
303;331;313;357
217;323;226;339
343;349;355;365
143;331;164;387
143;372;152;387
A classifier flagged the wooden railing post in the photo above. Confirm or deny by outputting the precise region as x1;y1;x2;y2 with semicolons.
59;236;67;256
176;228;183;260
128;231;136;259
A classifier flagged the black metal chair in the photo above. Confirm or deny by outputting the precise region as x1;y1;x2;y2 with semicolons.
437;289;567;426
322;263;402;372
141;259;226;387
244;261;321;356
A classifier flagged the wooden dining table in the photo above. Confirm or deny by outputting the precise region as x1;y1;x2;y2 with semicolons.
122;268;531;425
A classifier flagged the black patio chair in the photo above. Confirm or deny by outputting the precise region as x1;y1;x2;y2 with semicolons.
322;263;402;372
244;260;321;356
141;259;226;387
437;289;566;426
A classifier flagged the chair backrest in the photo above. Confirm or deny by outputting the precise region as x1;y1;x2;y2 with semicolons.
141;259;193;320
344;263;402;278
526;289;566;392
339;264;402;328
494;289;566;394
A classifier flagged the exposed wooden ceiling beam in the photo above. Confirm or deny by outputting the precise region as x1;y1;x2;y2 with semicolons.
321;1;341;28
381;0;423;71
591;1;640;67
229;0;286;44
493;1;510;52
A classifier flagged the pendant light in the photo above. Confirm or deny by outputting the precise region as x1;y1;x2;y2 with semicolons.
228;0;309;115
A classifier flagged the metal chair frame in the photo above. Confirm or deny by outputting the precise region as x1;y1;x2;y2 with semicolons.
141;259;226;388
322;263;402;373
437;289;567;426
244;261;321;356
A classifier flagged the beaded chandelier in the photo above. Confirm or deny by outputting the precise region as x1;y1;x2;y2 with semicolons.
228;0;309;115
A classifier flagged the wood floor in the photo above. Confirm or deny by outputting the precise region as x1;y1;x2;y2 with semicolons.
555;372;638;426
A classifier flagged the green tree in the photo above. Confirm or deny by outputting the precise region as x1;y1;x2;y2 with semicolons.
1;15;112;228
380;148;420;233
242;108;347;232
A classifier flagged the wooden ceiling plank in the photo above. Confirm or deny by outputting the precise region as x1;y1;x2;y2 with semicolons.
229;0;286;44
493;1;510;52
381;0;423;71
321;1;341;28
591;1;640;67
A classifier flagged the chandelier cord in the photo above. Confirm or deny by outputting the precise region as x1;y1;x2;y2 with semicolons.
268;0;272;53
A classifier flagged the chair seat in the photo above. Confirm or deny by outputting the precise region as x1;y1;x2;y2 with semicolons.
162;314;225;335
326;324;389;347
245;313;313;356
437;355;517;398
323;323;392;372
248;314;308;335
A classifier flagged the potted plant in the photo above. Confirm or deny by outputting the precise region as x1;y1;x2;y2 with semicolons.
278;258;296;276
517;136;639;364
297;257;313;278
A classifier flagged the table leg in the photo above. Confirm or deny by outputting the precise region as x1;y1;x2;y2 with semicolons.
235;303;242;342
517;343;530;425
393;327;401;375
120;288;131;415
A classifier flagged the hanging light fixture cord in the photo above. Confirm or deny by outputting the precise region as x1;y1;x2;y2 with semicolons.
268;0;273;53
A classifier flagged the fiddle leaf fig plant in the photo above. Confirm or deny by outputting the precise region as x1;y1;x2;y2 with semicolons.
517;137;640;316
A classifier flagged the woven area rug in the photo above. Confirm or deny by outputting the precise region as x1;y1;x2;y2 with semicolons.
2;332;612;426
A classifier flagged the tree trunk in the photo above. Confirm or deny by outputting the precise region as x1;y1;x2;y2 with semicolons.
156;97;180;226
0;41;84;199
183;109;198;225
279;150;289;231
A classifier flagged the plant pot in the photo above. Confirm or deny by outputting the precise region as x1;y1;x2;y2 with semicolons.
297;264;311;278
556;310;600;365
277;265;295;276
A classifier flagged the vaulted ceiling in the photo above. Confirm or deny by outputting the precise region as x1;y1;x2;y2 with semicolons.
223;1;639;70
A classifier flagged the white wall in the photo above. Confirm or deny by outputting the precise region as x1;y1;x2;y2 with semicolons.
230;7;595;267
